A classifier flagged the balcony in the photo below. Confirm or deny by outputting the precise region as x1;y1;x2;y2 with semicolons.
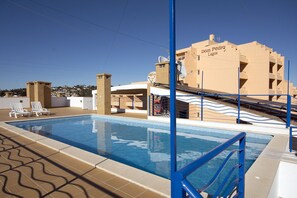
277;58;283;65
240;71;248;80
276;88;282;94
239;55;248;64
126;101;133;106
269;73;276;79
134;102;143;107
269;55;276;64
240;87;248;94
277;73;282;80
269;89;275;95
111;101;119;106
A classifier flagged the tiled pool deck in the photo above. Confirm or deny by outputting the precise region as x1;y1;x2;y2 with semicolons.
0;108;165;198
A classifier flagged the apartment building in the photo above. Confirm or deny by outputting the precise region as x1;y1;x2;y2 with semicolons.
166;34;296;102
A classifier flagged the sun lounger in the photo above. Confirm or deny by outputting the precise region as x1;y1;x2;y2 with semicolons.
9;103;31;118
31;101;50;116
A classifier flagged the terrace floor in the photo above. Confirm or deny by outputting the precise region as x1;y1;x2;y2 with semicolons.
0;107;163;198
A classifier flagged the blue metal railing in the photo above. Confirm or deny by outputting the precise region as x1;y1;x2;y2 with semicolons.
172;132;246;198
289;126;297;152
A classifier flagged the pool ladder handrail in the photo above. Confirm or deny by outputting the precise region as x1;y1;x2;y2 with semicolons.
172;132;246;198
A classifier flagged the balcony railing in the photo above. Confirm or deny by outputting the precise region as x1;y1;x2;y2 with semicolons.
239;55;248;63
269;73;275;79
111;101;119;106
239;71;248;80
240;87;248;94
269;89;275;95
126;101;133;106
269;55;276;63
134;101;143;107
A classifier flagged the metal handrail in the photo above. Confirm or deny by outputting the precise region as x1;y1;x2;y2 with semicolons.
172;132;246;198
289;126;297;152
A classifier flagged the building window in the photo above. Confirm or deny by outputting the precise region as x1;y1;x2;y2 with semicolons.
197;70;200;75
197;84;200;89
197;55;200;61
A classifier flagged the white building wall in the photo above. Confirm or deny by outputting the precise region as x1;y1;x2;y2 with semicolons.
0;97;30;109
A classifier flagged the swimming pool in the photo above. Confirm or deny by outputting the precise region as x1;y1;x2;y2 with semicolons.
9;115;271;195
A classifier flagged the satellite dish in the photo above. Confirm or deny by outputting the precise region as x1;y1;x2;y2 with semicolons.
177;61;187;79
147;71;156;84
158;56;169;63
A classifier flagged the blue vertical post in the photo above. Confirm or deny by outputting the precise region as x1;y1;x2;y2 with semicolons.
237;67;241;124
238;135;246;197
201;71;204;121
287;60;290;95
289;127;292;152
169;0;181;197
286;95;291;128
286;60;291;128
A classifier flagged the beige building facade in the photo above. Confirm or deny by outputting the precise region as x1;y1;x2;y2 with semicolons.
156;34;296;102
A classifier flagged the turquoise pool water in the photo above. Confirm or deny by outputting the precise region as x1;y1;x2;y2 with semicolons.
9;115;271;195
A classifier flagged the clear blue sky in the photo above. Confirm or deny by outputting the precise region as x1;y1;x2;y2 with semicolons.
0;0;296;89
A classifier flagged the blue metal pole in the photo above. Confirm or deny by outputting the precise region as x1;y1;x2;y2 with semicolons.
287;60;290;96
237;67;240;124
290;127;292;152
238;135;246;197
201;71;204;121
286;95;291;128
169;0;181;197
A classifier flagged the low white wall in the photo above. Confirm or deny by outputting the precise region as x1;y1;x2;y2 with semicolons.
67;97;84;108
51;97;69;107
51;97;93;110
278;161;297;198
0;97;30;109
66;97;93;110
82;97;93;110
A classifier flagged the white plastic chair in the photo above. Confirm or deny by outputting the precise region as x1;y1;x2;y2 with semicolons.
31;101;50;116
9;103;31;118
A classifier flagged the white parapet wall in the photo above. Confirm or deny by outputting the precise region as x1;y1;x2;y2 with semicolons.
0;97;30;109
278;161;297;198
51;97;69;107
67;97;93;110
51;96;93;110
